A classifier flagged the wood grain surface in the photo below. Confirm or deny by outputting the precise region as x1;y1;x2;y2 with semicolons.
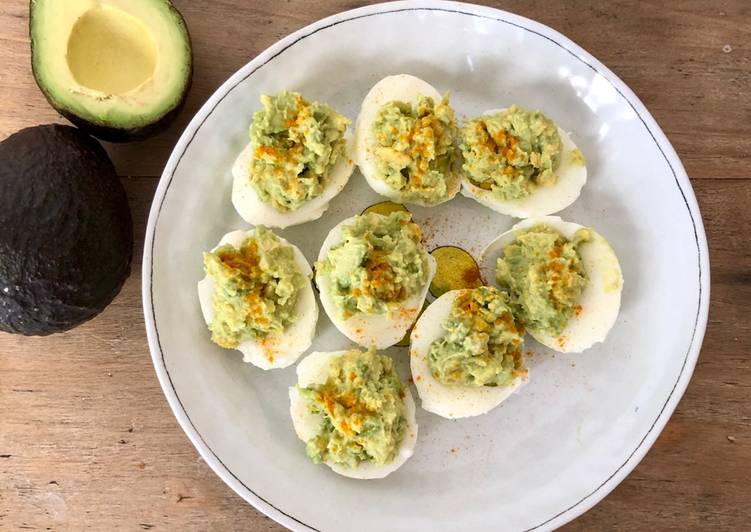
1;1;749;530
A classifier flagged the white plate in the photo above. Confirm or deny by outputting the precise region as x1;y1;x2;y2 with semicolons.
142;2;709;530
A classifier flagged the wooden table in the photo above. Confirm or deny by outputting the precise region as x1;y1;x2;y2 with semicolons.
1;1;749;529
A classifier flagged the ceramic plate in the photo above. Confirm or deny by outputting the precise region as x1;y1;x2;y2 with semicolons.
142;2;709;530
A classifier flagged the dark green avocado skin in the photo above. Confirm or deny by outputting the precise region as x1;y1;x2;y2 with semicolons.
54;93;190;143
0;125;133;335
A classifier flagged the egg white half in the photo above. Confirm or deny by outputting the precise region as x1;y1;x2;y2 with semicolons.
288;350;418;479
197;229;318;369
460;108;587;218
355;74;461;206
410;289;527;419
231;130;355;229
315;215;436;349
481;216;623;353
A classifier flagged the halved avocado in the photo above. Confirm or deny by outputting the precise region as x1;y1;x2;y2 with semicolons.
30;0;193;142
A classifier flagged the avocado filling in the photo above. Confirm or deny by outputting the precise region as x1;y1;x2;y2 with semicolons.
461;105;563;200
249;90;349;212
428;287;526;387
495;226;591;335
299;348;407;468
371;95;458;204
203;227;305;348
317;212;429;318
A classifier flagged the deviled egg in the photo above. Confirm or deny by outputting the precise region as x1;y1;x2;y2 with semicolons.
315;211;436;349
289;348;418;479
355;74;461;206
410;286;528;419
460;105;587;218
481;216;623;353
197;227;317;369
232;90;355;228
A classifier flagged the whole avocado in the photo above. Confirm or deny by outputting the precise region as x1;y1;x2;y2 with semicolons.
0;125;133;335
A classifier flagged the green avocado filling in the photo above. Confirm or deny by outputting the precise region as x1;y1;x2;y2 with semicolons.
460;105;563;201
371;95;458;204
300;348;407;468
249;90;349;212
203;227;305;349
495;226;591;336
317;212;429;317
428;286;526;387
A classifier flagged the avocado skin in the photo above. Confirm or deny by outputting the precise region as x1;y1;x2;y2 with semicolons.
0;125;133;335
29;1;193;143
53;90;190;143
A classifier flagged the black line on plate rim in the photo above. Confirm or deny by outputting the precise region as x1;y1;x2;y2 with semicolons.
147;5;705;532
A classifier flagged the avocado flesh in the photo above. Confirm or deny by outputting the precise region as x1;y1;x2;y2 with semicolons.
0;125;133;336
30;0;192;142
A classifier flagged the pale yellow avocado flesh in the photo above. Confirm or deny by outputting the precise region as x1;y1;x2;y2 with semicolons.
66;5;159;95
30;0;191;134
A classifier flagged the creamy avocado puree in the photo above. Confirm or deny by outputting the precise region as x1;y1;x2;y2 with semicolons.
428;286;525;387
372;95;458;203
203;227;305;348
249;90;349;211
317;212;428;317
300;348;407;468
496;226;591;335
461;105;563;200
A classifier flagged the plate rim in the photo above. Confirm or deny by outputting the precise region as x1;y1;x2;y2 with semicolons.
141;1;710;530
